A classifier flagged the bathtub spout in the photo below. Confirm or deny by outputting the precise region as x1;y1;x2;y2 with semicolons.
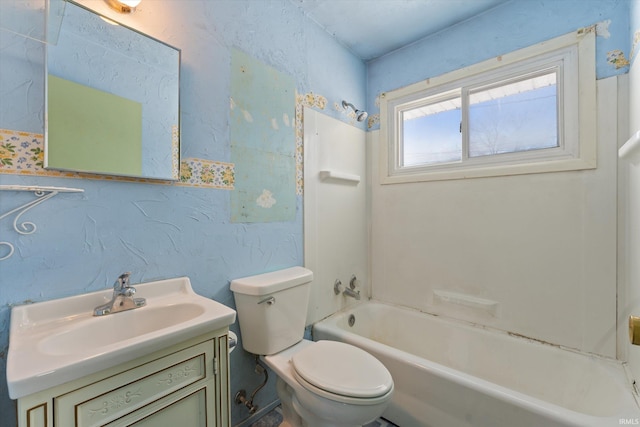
343;287;361;300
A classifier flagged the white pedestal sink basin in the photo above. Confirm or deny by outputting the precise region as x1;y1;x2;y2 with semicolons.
7;277;236;399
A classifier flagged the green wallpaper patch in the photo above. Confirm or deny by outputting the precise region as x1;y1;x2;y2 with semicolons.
230;49;296;223
47;75;142;177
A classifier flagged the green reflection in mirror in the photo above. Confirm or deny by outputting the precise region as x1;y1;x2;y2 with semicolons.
47;75;143;177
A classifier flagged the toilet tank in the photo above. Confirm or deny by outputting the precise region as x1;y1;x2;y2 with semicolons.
230;267;313;355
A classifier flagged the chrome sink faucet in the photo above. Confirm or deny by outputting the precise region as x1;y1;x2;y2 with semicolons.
93;272;146;316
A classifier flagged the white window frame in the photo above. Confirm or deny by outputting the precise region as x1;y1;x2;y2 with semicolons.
379;30;596;184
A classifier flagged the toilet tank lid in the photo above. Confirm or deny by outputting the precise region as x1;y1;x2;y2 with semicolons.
230;266;313;296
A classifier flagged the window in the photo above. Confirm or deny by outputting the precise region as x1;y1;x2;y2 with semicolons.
380;30;596;184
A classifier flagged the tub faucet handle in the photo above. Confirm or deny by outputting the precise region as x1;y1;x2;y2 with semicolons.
334;279;343;295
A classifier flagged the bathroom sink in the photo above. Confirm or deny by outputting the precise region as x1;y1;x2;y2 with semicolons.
38;302;206;356
7;277;236;399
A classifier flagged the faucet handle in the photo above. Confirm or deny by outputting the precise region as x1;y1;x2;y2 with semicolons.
114;272;132;290
349;275;357;289
122;286;136;297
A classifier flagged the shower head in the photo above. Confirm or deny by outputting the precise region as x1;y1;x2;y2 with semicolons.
342;100;368;122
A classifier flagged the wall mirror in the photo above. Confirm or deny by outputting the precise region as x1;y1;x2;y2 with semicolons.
45;0;180;180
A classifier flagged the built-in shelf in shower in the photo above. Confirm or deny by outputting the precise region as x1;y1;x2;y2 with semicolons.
619;130;640;159
318;170;360;184
433;289;499;317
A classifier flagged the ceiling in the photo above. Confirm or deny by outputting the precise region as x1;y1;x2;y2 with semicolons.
291;0;510;61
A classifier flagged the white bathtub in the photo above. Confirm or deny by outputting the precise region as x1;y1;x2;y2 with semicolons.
313;301;640;427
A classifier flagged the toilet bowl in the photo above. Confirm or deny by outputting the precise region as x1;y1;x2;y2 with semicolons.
230;267;394;427
263;340;393;427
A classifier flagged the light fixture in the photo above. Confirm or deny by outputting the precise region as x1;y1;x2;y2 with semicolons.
105;0;141;13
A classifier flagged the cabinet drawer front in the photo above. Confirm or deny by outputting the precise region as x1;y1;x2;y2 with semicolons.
104;384;212;427
55;340;213;427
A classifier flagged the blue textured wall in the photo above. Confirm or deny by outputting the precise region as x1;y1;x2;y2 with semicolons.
0;1;365;425
367;0;631;130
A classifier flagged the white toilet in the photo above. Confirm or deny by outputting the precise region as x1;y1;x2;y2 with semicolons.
230;267;393;427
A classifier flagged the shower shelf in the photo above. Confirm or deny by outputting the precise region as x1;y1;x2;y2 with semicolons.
619;130;640;159
433;289;499;317
0;185;84;261
319;170;361;184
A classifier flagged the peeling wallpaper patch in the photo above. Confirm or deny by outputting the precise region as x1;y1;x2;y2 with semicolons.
367;114;380;129
172;125;180;179
230;49;296;223
607;49;630;69
298;92;327;110
632;29;640;60
0;129;42;170
256;189;276;208
295;95;305;196
367;96;381;129
294;92;330;195
294;92;330;196
595;20;611;38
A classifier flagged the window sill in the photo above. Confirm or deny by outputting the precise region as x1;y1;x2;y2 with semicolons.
381;155;596;184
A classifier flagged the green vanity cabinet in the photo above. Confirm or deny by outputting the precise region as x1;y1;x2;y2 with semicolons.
17;330;230;427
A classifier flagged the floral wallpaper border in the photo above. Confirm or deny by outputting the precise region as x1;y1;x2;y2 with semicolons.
0;129;234;189
178;157;234;188
295;92;329;195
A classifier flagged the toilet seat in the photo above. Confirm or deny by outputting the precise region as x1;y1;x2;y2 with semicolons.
291;340;393;404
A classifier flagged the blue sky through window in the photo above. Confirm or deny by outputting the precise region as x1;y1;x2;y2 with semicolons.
402;75;558;167
469;85;558;157
403;106;461;166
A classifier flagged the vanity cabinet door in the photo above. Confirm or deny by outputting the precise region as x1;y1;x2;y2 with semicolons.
55;339;215;427
19;402;50;427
